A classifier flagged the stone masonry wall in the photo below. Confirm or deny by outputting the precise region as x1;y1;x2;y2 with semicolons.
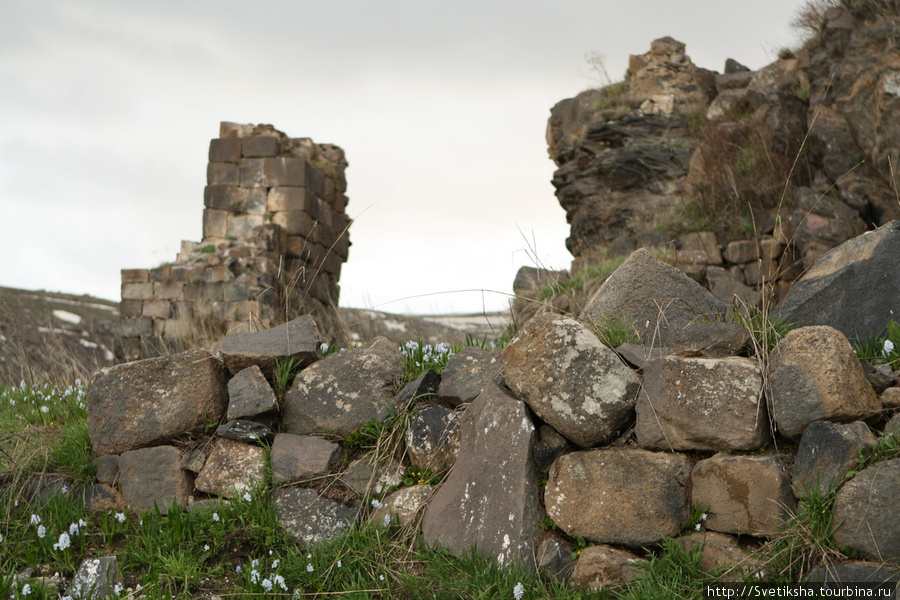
117;122;351;360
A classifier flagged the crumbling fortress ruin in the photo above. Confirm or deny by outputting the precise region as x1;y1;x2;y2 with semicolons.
117;123;351;360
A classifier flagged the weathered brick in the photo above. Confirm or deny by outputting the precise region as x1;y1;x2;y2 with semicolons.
268;187;315;213
154;281;183;300
204;186;248;212
121;269;149;283
263;157;308;187
306;163;326;197
203;209;229;238
207;162;240;186
204;282;225;302
142;300;171;319
183;283;204;301
149;265;171;282
233;301;260;321
273;210;315;237
115;317;153;337
227;214;264;239
121;282;154;300
119;299;143;318
206;265;229;283
240;158;265;188
246;188;267;215
209;138;242;162
724;240;759;264
241;136;279;158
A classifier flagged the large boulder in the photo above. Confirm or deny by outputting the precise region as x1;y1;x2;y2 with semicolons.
581;249;749;356
282;336;402;436
544;447;691;546
635;356;768;451
832;458;900;561
87;350;228;455
767;326;881;439
218;315;321;377
777;222;900;342
421;383;540;572
503;312;640;448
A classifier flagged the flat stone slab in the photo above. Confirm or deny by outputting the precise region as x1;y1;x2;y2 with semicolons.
219;315;321;377
270;433;339;484
194;438;266;498
118;445;193;514
226;365;279;421
272;487;357;546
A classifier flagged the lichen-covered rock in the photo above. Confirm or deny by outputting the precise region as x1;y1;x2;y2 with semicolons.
832;458;900;561
767;326;881;438
194;438;266;498
691;453;795;536
635;356;768;451
436;347;503;407
421;383;540;571
545;447;691;546
282;336;402;436
571;545;647;591
272;487;357;546
88;350;228;455
69;557;122;600
226;365;278;421
503;312;640;448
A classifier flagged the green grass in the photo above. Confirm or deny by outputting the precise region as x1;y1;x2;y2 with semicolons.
852;319;900;369
540;256;628;301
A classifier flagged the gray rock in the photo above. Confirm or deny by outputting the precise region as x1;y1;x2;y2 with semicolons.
194;438;266;498
404;405;460;474
705;266;760;309
635;356;769;451
777;221;900;343
503;312;640;448
78;484;124;512
283;336;402;436
793;421;878;499
886;414;900;436
545;448;691;546
422;383;540;571
341;455;405;496
767;326;882;439
69;556;122;600
118;446;193;514
95;455;119;485
272;487;357;546
536;536;575;580
615;342;668;369
832;458;900;561
571;545;647;591
226;365;278;421
437;347;503;407
863;362;895;394
216;420;275;445
88;350;228;455
580;248;747;357
691;453;795;536
218;315;321;377
270;433;339;484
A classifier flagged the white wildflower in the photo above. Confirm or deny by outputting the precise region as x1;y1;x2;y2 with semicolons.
261;579;273;592
37;524;46;538
336;560;342;568
212;512;220;522
694;523;702;531
243;492;252;502
307;563;314;572
53;532;72;551
379;575;385;581
250;569;260;584
513;582;525;600
320;343;329;354
273;574;287;591
40;406;49;413
370;499;384;509
271;559;280;570
113;583;124;595
701;512;708;521
251;559;260;569
115;512;126;523
383;514;392;527
235;565;242;574
21;583;31;596
204;544;210;551
883;339;895;358
29;514;41;525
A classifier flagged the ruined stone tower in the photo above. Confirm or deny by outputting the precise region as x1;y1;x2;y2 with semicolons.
117;122;351;360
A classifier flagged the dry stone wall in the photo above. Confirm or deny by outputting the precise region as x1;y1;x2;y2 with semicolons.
117;122;351;360
81;227;900;591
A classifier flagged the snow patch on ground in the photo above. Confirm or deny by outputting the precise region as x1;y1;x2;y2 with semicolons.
52;310;82;325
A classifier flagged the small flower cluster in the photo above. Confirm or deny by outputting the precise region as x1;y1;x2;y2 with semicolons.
399;340;454;380
243;553;288;594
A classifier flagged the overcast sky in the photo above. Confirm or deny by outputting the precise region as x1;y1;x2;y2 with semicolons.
0;0;809;314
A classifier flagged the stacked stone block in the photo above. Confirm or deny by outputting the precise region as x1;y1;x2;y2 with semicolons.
118;123;351;360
